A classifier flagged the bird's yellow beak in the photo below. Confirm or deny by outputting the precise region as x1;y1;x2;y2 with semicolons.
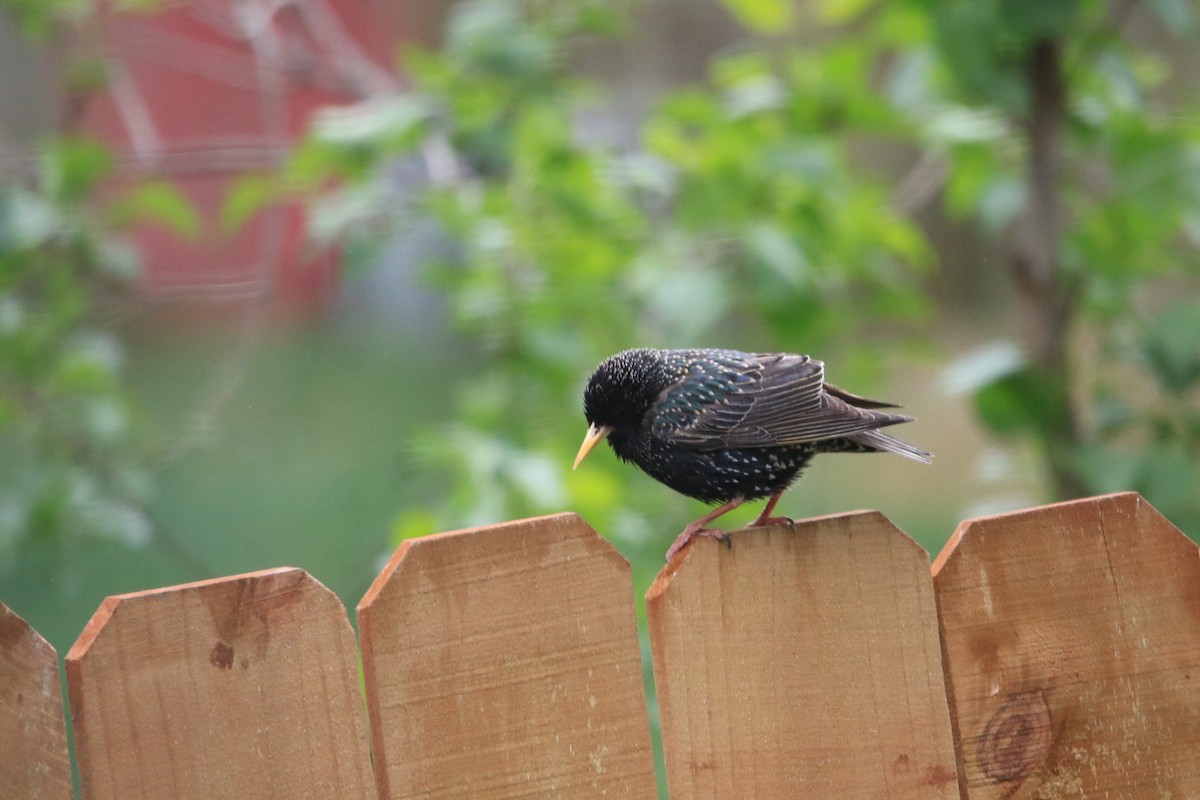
573;423;613;470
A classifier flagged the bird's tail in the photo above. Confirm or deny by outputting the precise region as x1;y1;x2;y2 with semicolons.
845;429;933;464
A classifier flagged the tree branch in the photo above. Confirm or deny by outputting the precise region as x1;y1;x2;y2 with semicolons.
1013;38;1088;498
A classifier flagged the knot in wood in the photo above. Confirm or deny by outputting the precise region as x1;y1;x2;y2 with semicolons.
976;690;1053;784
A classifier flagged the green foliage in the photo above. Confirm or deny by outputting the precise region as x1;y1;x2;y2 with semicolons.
1090;298;1200;528
284;0;1199;539
0;0;208;559
219;174;276;235
1;0;159;39
1;0;90;38
109;181;201;241
908;0;1200;528
286;0;934;562
718;0;794;35
0;139;149;551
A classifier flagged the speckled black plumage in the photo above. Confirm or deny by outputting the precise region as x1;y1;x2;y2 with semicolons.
575;348;931;556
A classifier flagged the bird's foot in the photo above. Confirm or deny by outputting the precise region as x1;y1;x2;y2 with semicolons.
665;525;732;562
664;497;746;561
748;514;794;528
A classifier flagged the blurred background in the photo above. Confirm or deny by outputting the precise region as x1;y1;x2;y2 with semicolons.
2;0;1199;792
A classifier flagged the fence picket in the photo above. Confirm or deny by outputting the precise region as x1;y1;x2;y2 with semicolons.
65;567;374;800
933;492;1200;799
0;602;72;799
7;494;1199;797
357;512;656;799
646;511;960;798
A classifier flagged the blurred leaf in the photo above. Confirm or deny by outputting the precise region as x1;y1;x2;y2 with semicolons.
565;466;623;521
1134;442;1200;518
886;49;935;112
74;494;151;546
78;397;130;443
724;75;787;118
628;243;733;342
973;376;1031;436
1;0;73;38
973;367;1070;439
819;0;877;23
879;214;935;268
286;136;372;186
615;152;676;198
444;0;558;80
220;175;276;235
51;350;119;395
1139;301;1200;393
718;0;794;34
111;181;201;240
0;191;59;249
43;138;111;204
391;508;440;544
1148;0;1195;34
997;0;1080;39
0;295;23;336
977;176;1025;231
308;183;386;242
312;95;429;148
941;340;1025;394
509;450;567;507
1072;443;1140;494
747;223;809;286
923;107;1010;145
92;236;141;280
1090;391;1136;436
927;3;1025;108
1094;49;1145;113
573;4;626;36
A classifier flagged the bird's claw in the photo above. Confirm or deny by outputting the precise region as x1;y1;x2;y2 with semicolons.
665;526;733;561
749;515;794;528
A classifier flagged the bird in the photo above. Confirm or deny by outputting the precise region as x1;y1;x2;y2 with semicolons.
573;348;932;561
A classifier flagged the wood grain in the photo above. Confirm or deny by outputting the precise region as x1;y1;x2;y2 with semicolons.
646;511;961;799
0;602;72;799
65;567;374;800
357;513;656;799
933;492;1200;799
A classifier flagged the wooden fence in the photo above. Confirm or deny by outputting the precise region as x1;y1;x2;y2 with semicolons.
3;491;1199;798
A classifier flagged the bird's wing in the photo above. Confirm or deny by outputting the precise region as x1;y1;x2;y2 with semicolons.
649;351;909;449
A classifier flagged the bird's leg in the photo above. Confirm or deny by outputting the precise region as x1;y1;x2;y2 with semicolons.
665;497;744;561
748;491;793;528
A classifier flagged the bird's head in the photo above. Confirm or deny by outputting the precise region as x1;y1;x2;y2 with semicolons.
574;348;670;469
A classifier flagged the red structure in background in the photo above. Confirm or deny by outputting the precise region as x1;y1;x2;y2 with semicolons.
76;1;404;310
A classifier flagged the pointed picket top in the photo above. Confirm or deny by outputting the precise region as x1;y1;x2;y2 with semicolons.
934;492;1200;799
66;567;374;800
0;602;72;799
646;512;960;799
357;512;656;800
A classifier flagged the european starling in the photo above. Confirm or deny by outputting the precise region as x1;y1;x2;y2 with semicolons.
573;348;932;560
